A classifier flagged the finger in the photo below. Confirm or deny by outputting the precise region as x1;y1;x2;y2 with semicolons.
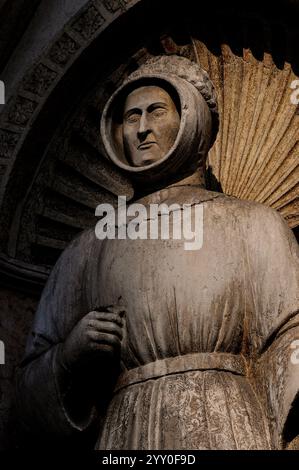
92;344;116;356
88;311;124;326
87;320;123;339
106;306;126;317
89;331;122;348
98;344;116;354
89;305;126;315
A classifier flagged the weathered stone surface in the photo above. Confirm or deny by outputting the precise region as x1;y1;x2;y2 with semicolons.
0;287;38;450
0;0;298;452
16;55;299;450
23;63;57;97
7;96;38;126
103;0;125;12
48;33;80;66
191;34;299;227
0;129;20;159
71;5;105;40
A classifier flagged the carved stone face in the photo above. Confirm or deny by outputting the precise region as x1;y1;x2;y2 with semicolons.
122;85;180;167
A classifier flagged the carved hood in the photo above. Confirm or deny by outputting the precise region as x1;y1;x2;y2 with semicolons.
100;55;219;189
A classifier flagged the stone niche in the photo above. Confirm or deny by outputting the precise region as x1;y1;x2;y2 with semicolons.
0;0;298;449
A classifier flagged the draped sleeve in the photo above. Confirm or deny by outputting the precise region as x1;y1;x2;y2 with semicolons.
245;205;299;449
15;228;103;440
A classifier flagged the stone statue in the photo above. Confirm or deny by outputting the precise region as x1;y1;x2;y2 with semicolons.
16;56;299;450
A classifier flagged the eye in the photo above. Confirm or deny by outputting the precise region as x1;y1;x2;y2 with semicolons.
151;108;167;118
125;113;140;124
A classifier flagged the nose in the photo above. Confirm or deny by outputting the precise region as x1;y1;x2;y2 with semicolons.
137;113;151;141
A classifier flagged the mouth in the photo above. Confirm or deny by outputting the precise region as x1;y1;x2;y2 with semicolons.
138;141;157;150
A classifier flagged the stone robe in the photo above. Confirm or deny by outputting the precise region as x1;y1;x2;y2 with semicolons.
16;185;299;449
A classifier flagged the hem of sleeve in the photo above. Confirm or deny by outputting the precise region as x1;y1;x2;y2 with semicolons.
52;344;97;432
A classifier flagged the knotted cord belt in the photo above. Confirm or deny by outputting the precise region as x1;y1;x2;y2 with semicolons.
114;352;247;393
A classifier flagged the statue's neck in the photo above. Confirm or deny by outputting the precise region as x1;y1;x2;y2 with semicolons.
166;170;205;189
133;166;206;201
134;166;210;205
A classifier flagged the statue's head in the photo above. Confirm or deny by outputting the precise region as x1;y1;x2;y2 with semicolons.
101;55;219;189
122;85;180;167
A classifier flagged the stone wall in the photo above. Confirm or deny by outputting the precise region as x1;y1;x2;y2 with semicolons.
0;287;38;450
0;0;298;451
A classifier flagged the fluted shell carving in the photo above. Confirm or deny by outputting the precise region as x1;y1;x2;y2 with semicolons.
192;37;298;228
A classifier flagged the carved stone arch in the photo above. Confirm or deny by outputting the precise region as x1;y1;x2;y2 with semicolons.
0;0;298;295
0;0;298;452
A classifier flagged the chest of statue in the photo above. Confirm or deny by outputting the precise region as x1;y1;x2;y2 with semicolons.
91;201;247;368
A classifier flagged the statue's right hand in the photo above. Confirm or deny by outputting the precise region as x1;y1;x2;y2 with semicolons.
60;309;124;371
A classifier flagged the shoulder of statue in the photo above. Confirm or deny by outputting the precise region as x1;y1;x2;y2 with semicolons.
203;194;296;244
52;227;101;273
225;198;298;257
207;192;281;220
66;226;99;250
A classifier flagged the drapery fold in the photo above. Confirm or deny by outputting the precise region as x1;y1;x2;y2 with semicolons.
16;189;299;449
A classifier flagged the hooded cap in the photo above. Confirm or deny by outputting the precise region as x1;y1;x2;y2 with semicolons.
100;55;219;189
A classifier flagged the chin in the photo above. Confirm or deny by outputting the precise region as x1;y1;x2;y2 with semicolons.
140;153;162;166
142;159;155;166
